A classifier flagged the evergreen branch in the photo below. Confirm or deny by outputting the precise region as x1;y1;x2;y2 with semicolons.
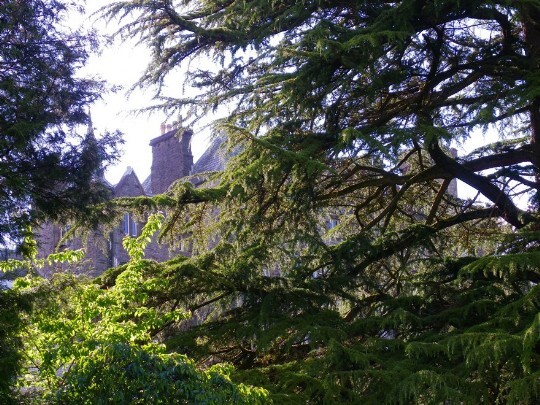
428;139;530;228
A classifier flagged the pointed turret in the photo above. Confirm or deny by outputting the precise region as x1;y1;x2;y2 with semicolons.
82;110;108;183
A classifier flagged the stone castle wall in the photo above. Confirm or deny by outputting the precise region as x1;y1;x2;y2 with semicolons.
37;126;194;277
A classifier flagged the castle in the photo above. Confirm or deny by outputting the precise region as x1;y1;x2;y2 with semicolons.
37;124;226;278
36;124;459;278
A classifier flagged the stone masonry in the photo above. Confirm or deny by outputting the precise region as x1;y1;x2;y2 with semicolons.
36;124;225;277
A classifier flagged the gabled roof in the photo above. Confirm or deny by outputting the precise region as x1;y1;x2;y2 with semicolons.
114;166;146;197
141;176;152;195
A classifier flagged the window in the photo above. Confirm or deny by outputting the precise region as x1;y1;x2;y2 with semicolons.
131;219;137;236
123;213;129;235
123;213;138;236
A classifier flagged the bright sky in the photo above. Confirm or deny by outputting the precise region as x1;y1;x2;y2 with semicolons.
75;1;211;186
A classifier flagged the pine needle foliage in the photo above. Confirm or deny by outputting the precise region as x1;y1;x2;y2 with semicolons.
97;1;540;403
0;0;122;246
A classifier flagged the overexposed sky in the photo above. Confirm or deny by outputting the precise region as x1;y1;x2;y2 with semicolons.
75;1;211;185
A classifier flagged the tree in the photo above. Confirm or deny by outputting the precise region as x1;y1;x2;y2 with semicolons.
101;1;540;403
0;0;121;247
0;1;120;399
11;214;268;403
0;286;28;404
56;343;268;404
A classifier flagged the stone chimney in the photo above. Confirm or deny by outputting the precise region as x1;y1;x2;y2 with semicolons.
180;128;194;177
149;127;194;194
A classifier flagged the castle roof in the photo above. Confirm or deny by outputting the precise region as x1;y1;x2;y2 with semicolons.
116;128;227;196
114;166;146;197
191;135;227;175
141;176;152;195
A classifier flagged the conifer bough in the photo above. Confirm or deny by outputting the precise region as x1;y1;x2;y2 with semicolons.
104;1;540;403
0;0;120;246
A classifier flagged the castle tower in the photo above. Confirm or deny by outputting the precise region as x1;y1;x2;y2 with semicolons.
146;124;193;195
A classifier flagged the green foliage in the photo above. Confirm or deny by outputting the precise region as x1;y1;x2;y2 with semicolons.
0;288;29;404
0;248;85;273
0;0;122;247
94;1;540;403
13;214;268;403
56;343;268;404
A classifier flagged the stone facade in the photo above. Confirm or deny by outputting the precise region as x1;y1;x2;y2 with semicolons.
36;125;219;277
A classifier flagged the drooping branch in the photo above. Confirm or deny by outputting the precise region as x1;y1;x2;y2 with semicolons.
464;146;535;172
347;207;503;278
428;140;530;228
425;178;451;225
